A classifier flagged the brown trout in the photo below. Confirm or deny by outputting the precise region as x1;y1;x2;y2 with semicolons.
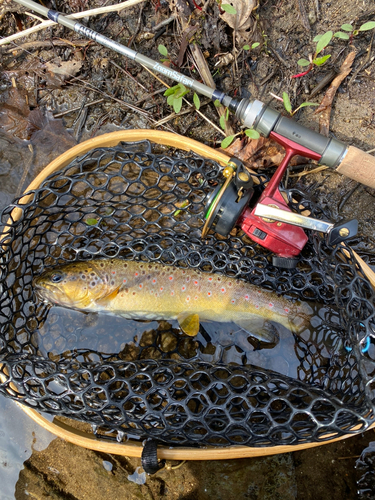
33;259;312;342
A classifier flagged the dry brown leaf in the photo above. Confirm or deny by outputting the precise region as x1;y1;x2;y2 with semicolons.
224;136;307;170
314;51;356;137
44;59;83;88
219;0;256;31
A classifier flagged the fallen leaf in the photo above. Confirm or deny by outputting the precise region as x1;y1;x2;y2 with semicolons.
44;58;83;88
0;87;30;140
224;136;307;170
219;0;255;31
314;51;356;136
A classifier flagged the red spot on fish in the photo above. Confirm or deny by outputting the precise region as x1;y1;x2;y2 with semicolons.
208;277;213;281
231;299;235;304
245;295;249;300
152;279;156;283
194;281;198;285
221;288;226;293
135;272;139;277
123;278;127;283
284;308;289;313
269;303;273;308
160;287;163;291
112;271;116;275
186;296;190;301
182;286;186;292
207;292;212;296
255;304;259;309
171;291;174;296
195;296;198;300
139;284;143;289
169;276;173;280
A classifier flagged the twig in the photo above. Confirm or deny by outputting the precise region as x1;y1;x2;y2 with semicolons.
296;0;311;32
288;166;328;177
0;39;89;52
153;99;210;126
0;0;146;46
189;43;235;136
348;32;374;86
268;45;290;68
151;15;176;32
109;60;148;92
53;98;105;118
141;65;225;136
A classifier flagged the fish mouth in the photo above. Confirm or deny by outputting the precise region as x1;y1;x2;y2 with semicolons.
33;281;62;304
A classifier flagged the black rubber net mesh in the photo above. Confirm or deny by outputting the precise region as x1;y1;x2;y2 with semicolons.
0;140;375;448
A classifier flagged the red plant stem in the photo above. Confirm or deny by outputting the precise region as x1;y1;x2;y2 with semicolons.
192;0;202;10
291;64;313;78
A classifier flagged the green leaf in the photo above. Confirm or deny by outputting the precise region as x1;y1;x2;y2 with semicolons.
245;129;260;139
315;31;333;55
193;93;200;110
334;31;350;39
158;44;168;57
221;3;237;14
298;102;319;109
221;135;235;149
251;42;260;49
173;97;183;113
225;108;229;120
220;115;226;130
313;54;331;66
167;94;175;106
243;44;250;50
86;218;98;226
164;85;179;96
359;21;375;31
282;92;292;114
313;34;322;42
214;99;222;107
297;58;310;67
341;23;354;32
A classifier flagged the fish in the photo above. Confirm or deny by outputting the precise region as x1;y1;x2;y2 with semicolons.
33;259;312;343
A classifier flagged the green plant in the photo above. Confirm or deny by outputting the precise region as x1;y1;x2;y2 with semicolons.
334;21;375;40
158;44;170;63
163;83;200;114
218;106;260;149
293;31;333;78
281;92;319;116
243;42;260;51
219;2;237;14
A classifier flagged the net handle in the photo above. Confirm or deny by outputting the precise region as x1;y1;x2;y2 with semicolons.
18;402;375;460
6;128;375;459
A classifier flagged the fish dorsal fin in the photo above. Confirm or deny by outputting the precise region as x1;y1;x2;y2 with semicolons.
95;286;121;306
177;313;200;337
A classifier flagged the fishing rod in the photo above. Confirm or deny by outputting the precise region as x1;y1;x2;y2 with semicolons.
10;0;372;266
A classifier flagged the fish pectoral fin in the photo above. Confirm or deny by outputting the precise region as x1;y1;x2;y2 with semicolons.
95;286;121;306
177;313;200;337
234;318;279;344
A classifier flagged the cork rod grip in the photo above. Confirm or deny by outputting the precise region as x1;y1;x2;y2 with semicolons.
335;146;375;188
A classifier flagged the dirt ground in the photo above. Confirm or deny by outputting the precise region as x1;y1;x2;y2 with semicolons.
1;0;375;498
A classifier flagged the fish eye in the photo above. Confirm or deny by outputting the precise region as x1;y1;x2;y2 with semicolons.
51;273;63;283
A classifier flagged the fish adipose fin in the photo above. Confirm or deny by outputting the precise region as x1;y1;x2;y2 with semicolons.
234;318;280;344
177;313;200;336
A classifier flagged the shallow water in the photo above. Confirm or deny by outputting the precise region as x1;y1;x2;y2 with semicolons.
0;397;55;500
35;300;347;388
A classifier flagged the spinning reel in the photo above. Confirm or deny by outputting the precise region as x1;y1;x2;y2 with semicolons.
202;133;358;268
